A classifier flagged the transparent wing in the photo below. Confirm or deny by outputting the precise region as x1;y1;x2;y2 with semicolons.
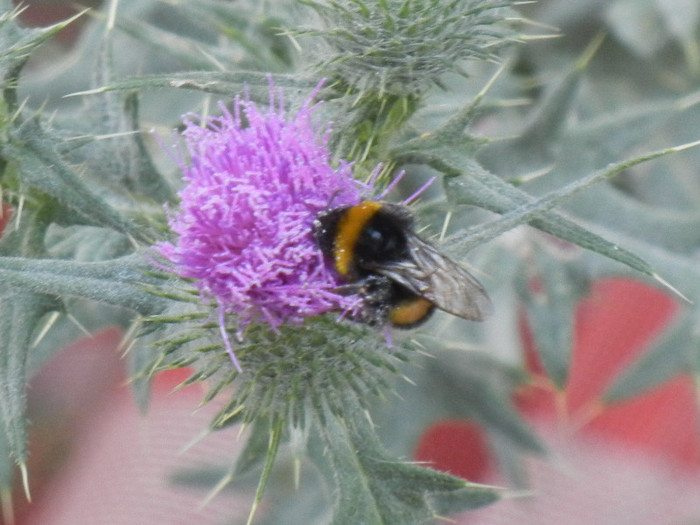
369;234;493;321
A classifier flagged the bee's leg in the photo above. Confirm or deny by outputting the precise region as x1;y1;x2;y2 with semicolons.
357;275;393;326
330;275;394;326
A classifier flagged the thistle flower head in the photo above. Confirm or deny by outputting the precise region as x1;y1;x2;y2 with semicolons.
302;0;517;95
158;84;362;338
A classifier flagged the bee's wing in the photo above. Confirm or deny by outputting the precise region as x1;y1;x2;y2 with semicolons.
371;234;493;321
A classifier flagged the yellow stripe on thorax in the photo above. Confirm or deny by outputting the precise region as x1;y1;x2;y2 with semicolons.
334;201;383;277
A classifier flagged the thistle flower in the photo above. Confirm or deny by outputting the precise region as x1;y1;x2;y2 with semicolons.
158;84;363;369
301;0;517;95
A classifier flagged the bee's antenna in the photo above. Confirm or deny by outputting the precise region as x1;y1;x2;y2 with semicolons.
402;176;436;205
376;169;406;200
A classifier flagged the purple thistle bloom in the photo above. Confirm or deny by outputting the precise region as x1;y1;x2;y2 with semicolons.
158;84;363;370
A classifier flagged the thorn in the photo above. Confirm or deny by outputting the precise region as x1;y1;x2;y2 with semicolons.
13;195;24;230
401;374;417;386
107;0;119;30
293;455;301;491
439;209;453;242
289;426;304;491
178;428;210;456
237;420;250;440
653;273;693;305
199;469;234;510
62;87;107;98
575;31;607;71
66;312;93;338
517;32;562;42
219;306;242;372
286;32;302;53
508;164;555;185
246;421;283;525
475;60;509;102
30;310;60;348
670;138;700;153
117;326;139;357
19;463;30;503
509;16;560;34
501;488;536;500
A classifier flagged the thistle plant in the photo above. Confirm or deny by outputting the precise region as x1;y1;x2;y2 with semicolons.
156;87;365;370
2;0;700;524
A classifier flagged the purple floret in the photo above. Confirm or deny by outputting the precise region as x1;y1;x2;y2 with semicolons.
157;84;363;369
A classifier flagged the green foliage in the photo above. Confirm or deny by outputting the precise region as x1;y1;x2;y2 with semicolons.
309;406;501;524
149;313;401;427
291;0;519;165
1;0;700;523
298;0;517;95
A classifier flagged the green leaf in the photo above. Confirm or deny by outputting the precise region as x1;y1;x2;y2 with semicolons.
388;67;507;174
116;1;295;73
311;405;502;525
4;121;149;242
46;226;133;262
446;137;700;285
573;215;699;304
115;17;229;71
520;251;579;388
428;483;504;517
423;353;545;455
0;7;85;106
299;0;517;95
56;41;175;205
558;97;688;173
235;417;278;478
0;254;166;315
0;428;14;509
444;170;653;275
123;93;176;203
655;0;700;42
475;34;603;178
0;288;56;467
604;0;667;58
604;312;695;404
247;418;284;525
565;184;700;256
73;70;317;98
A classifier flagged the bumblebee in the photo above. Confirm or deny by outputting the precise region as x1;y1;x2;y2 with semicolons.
313;201;493;328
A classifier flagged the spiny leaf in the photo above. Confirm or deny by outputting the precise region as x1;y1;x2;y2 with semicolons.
0;254;167;315
516;33;605;150
604;312;695;404
4;122;149;242
462;139;700;250
246;418;284;525
0;7;86;105
58;41;175;205
422;353;545;455
116;2;293;73
115;17;236;71
0;288;57;468
519;250;579;388
70;71;317;98
311;405;502;525
234;417;279;478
